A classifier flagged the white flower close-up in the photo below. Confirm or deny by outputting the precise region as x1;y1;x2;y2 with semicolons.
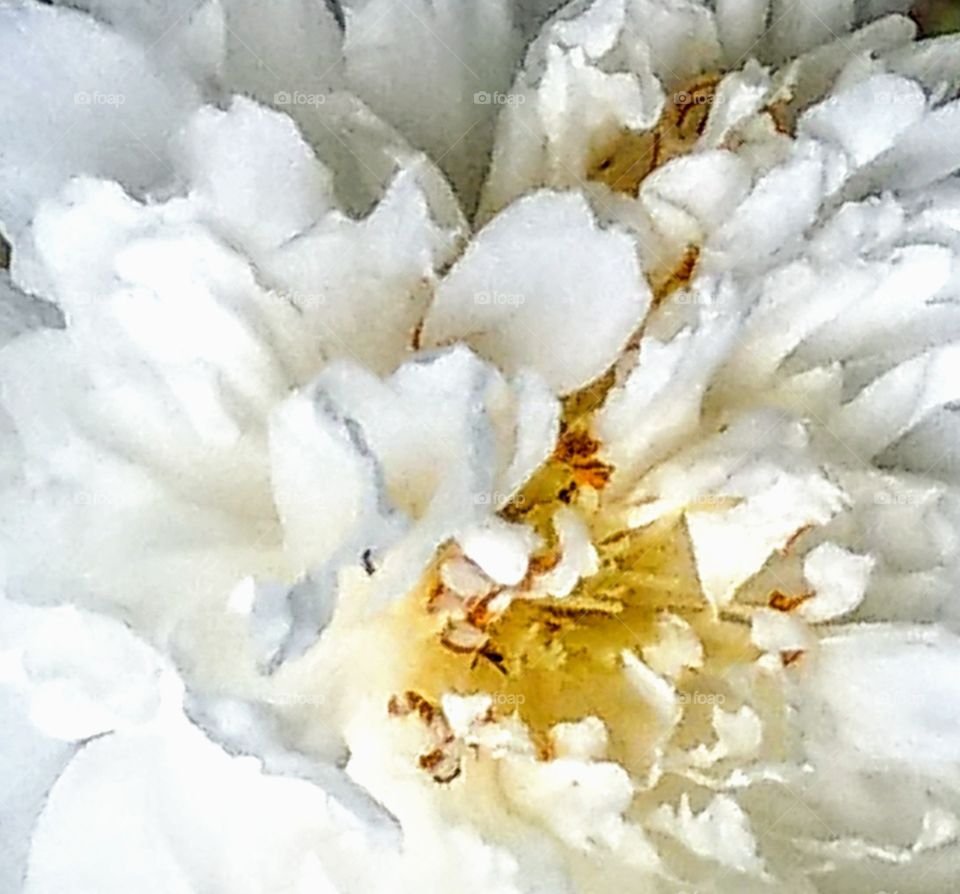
2;0;960;892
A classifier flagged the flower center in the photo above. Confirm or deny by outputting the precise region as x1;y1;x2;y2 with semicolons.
388;386;769;783
586;74;722;197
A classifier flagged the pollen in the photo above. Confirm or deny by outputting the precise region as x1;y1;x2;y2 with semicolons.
390;386;761;778
586;74;722;197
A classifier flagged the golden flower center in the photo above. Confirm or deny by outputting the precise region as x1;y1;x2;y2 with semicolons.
586;74;723;198
390;387;776;781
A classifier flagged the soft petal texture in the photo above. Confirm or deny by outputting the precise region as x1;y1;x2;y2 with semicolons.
707;142;827;272
51;0;225;85
800;542;875;622
623;0;720;83
25;719;395;894
460;518;539;586
648;794;765;875
0;1;198;236
261;168;461;375
423;191;650;394
767;0;854;61
175;97;336;255
535;507;599;598
480;0;665;218
273;347;558;605
267;385;401;572
220;0;343;103
0;271;61;348
796;625;960;772
799;73;927;168
598;277;743;481
343;0;522;211
628;415;847;608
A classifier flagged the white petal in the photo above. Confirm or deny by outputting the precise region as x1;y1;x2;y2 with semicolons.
501;754;635;853
220;0;342;102
648;793;765;874
0;689;73;894
536;507;599;598
495;369;561;505
262;168;459;375
698;61;773;148
640;151;753;250
621;650;681;734
641;613;704;680
688;705;763;768
0;2;197;236
884;35;960;100
176;97;335;255
0;270;61;348
440;693;495;740
0;331;279;630
423;191;650;395
795;624;960;771
293;347;552;603
598;277;744;481
688;468;845;609
767;0;854;61
440;556;495;600
0;599;174;742
835;344;960;457
25;716;397;894
481;0;664;217
800;543;875;623
848;99;960;193
541;43;661;173
316;347;500;522
751;608;815;653
459;518;539;586
637;417;847;607
800;73;926;169
623;0;721;84
547;0;627;59
793;807;960;865
723;235;949;389
268;385;400;570
708;142;826;272
20;179;292;414
549;717;610;761
286;91;466;233
788;243;953;381
716;0;769;67
343;0;521;210
55;0;225;85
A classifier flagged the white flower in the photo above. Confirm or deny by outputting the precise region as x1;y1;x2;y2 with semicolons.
2;1;960;892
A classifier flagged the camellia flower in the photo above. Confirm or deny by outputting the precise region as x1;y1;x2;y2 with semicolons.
3;0;960;892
